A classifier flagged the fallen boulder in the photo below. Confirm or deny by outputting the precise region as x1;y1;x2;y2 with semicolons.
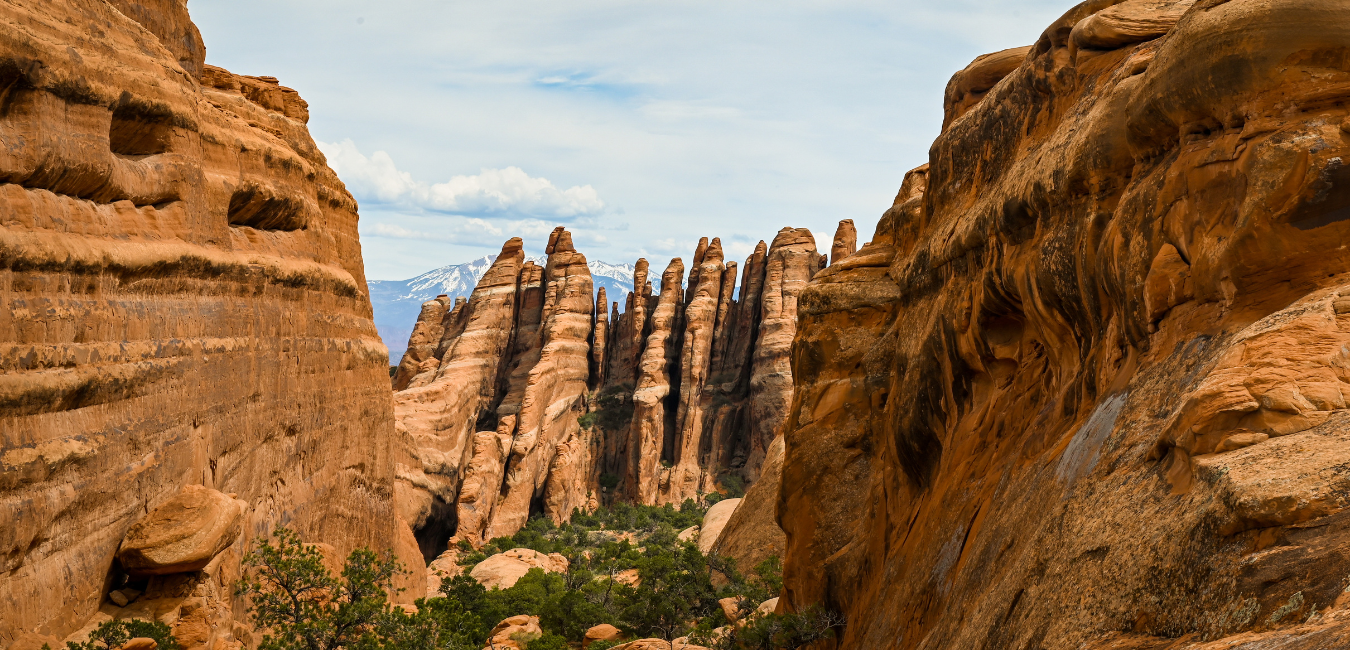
583;623;626;649
482;615;542;650
470;548;569;590
117;485;247;575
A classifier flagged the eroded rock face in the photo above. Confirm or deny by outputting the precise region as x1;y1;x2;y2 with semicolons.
747;228;819;479
710;436;786;575
829;220;857;266
0;0;415;642
779;1;1350;647
117;485;246;576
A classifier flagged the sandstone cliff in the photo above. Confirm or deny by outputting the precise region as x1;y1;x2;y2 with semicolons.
778;0;1350;647
0;0;416;645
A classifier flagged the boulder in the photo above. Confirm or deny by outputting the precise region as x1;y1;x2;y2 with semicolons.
718;596;744;622
425;549;462;598
470;548;569;590
677;526;700;542
583;623;626;650
756;598;779;617
614;641;710;650
482;615;543;650
698;499;741;553
108;588;141;607
118;639;157;650
117;485;246;576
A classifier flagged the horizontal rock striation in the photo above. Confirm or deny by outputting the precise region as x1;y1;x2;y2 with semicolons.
778;0;1350;647
0;0;417;645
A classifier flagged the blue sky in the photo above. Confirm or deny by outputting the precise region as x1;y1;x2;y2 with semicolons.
191;0;1071;280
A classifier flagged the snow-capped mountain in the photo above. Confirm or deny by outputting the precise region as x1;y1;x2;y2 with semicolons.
371;256;636;363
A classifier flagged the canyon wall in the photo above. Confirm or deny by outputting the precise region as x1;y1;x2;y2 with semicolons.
778;0;1350;647
392;222;843;550
0;0;419;646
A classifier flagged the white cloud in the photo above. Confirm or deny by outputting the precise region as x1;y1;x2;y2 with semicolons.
320;139;605;218
196;0;1071;280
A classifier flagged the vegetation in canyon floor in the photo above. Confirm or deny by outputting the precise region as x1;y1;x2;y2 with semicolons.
232;502;838;650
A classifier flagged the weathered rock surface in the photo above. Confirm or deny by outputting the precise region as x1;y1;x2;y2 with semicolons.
117;485;246;576
698;498;741;554
0;0;416;643
710;436;785;574
469;548;569;590
630;258;686;503
583;624;625;650
829;220;857;266
747;228;819;479
392;296;451;390
392;220;817;545
482;615;543;650
779;1;1350;647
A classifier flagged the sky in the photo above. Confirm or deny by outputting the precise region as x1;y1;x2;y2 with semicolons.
191;0;1072;281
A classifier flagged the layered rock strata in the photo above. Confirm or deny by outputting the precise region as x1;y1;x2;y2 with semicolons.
0;0;416;644
778;0;1350;647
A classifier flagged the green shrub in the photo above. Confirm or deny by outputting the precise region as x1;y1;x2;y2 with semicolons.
231;501;791;650
63;619;181;650
599;473;621;490
236;527;402;650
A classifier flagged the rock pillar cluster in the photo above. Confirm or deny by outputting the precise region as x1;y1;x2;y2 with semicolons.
392;220;851;547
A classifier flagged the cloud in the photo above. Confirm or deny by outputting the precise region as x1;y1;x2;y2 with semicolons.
319;139;605;218
365;217;561;247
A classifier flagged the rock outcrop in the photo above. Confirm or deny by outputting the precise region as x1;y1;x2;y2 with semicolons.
829;219;857;266
390;229;599;551
482;616;543;650
469;548;569;590
0;0;416;644
778;1;1350;647
117;485;246;576
747;228;818;479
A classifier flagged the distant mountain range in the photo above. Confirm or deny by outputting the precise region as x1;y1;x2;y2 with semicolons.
371;256;637;362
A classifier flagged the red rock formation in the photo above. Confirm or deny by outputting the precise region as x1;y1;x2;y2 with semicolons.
605;258;650;390
779;1;1350;646
591;286;609;390
747;228;819;479
829;219;857;266
0;0;417;642
487;229;594;538
393;240;524;555
666;239;728;502
392;296;451;390
630;258;686;503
